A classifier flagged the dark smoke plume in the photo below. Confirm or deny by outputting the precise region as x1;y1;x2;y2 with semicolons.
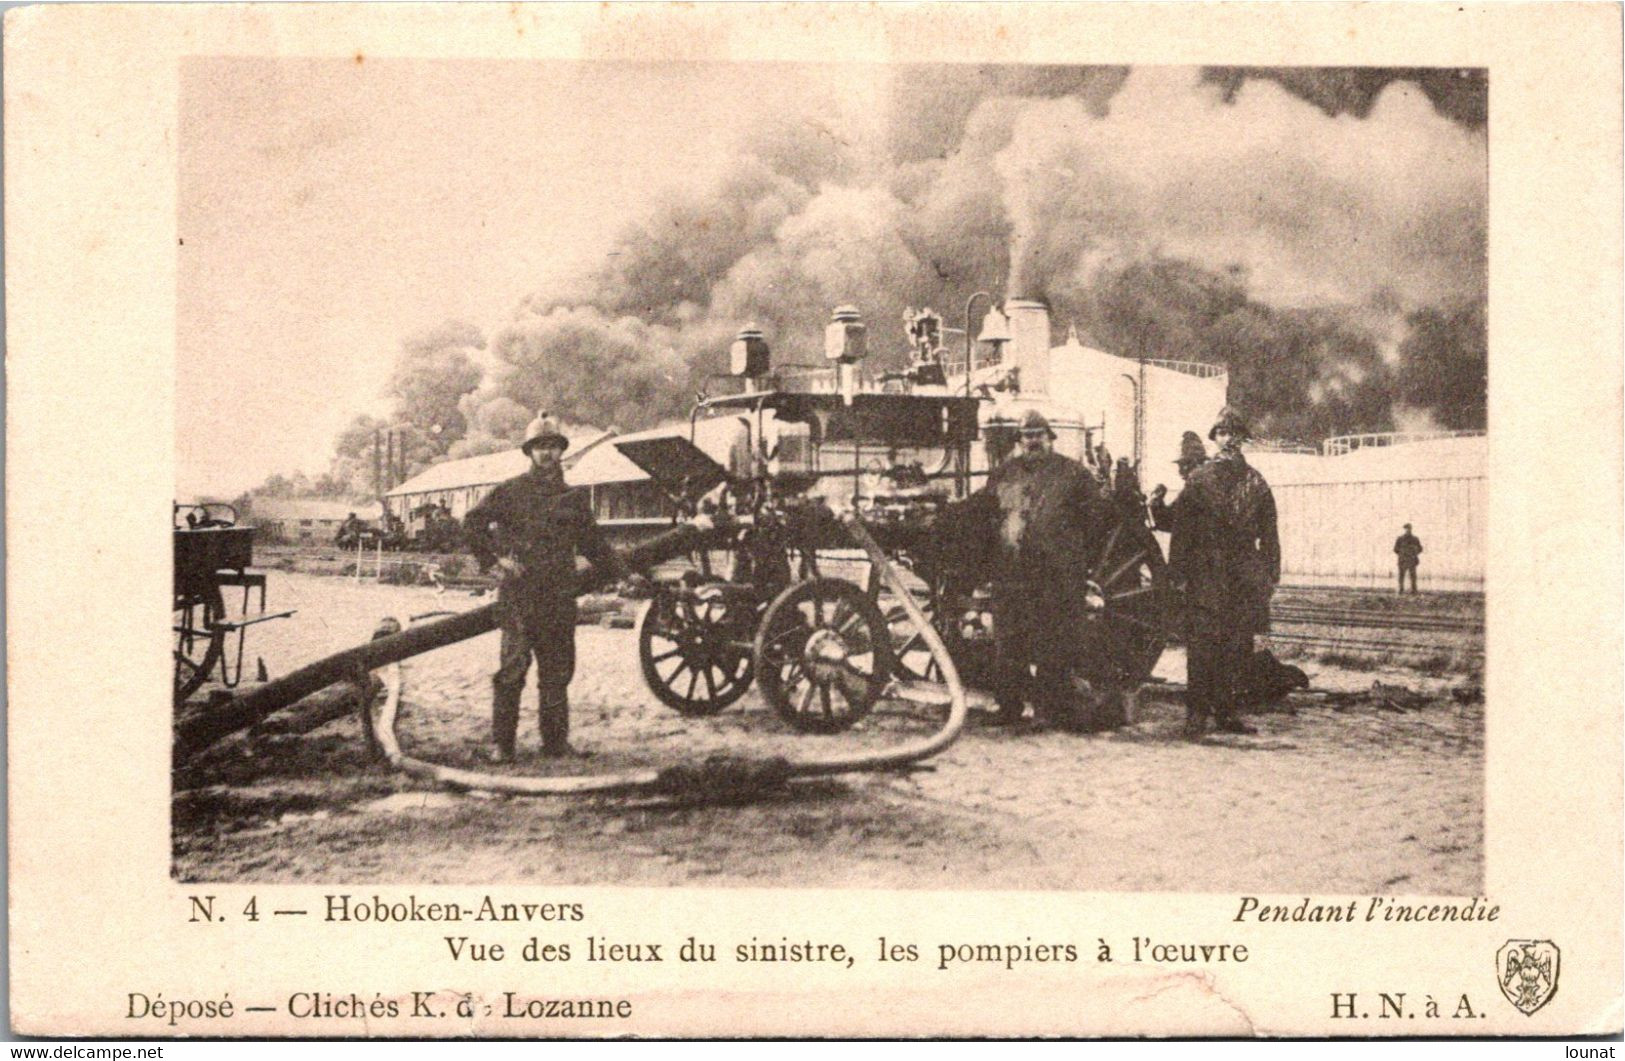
448;64;1487;457
1203;67;1487;129
1394;297;1488;430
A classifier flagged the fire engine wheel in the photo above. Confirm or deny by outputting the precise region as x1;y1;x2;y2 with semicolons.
1074;516;1169;687
755;578;893;734
638;585;755;716
173;586;226;704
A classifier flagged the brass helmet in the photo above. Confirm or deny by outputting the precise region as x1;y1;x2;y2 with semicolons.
1208;405;1251;442
1019;409;1056;440
520;413;569;455
1175;430;1207;466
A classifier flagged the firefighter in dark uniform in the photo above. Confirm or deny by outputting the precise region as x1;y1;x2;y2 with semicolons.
464;414;627;762
1394;523;1423;594
986;409;1102;727
1171;407;1280;738
1148;431;1208;534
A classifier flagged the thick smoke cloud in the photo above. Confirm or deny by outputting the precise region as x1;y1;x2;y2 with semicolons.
1395;298;1487;431
386;319;485;456
452;64;1486;455
884;65;1130;165
996;69;1486;310
485;305;688;433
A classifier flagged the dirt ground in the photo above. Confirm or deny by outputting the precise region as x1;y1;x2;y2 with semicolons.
175;573;1483;892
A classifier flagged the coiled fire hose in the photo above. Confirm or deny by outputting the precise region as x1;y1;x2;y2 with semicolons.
367;515;968;797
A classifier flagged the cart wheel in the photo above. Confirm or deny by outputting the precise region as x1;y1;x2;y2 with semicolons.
173;586;226;704
638;584;755;716
755;578;893;734
1073;516;1169;687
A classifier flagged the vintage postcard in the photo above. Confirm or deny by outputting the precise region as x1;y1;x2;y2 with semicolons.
6;2;1620;1039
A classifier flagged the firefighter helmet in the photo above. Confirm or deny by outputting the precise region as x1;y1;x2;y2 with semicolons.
1208;406;1251;442
1175;430;1207;466
1019;409;1056;440
520;414;569;454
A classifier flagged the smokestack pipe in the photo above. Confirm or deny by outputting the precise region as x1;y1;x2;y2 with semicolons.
1005;299;1051;396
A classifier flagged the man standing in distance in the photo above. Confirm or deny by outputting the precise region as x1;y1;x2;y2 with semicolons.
1172;407;1280;738
1394;523;1423;594
464;414;627;762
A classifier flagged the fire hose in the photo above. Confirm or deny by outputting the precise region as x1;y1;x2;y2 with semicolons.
365;515;968;797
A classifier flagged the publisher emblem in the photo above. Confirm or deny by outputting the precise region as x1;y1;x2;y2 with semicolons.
1496;940;1559;1015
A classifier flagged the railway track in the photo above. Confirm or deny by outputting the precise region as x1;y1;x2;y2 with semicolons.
1271;604;1482;636
1263;629;1483;659
1266;602;1483;659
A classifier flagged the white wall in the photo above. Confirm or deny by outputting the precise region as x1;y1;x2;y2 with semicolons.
1251;436;1487;590
1140;364;1228;477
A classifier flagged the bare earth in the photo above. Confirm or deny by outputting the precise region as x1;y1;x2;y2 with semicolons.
175;574;1483;892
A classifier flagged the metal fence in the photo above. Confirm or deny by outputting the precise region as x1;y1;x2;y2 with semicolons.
1273;475;1485;590
1321;430;1486;456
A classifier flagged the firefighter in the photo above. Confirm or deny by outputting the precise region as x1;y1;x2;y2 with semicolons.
1148;431;1208;533
1394;523;1423;594
463;414;628;762
986;409;1101;727
1171;407;1280;738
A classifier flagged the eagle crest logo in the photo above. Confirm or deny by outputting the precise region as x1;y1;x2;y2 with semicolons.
1497;940;1559;1015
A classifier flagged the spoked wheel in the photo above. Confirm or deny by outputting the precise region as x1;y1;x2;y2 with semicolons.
754;578;893;734
885;597;942;684
174;586;226;705
638;584;756;716
1073;515;1169;688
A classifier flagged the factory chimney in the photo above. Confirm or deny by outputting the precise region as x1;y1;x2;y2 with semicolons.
1004;298;1052;396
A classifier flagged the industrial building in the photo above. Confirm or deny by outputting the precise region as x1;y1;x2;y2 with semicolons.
943;298;1483;592
946;299;1231;478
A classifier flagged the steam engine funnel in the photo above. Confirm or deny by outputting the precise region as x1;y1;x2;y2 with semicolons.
1005;298;1051;396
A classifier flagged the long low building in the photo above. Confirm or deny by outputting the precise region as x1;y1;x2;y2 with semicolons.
247;497;367;544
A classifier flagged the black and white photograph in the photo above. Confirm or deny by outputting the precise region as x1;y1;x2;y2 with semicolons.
172;58;1488;891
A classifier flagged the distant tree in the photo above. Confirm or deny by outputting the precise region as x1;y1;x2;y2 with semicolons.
325;413;391;499
255;473;300;499
308;472;353;499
